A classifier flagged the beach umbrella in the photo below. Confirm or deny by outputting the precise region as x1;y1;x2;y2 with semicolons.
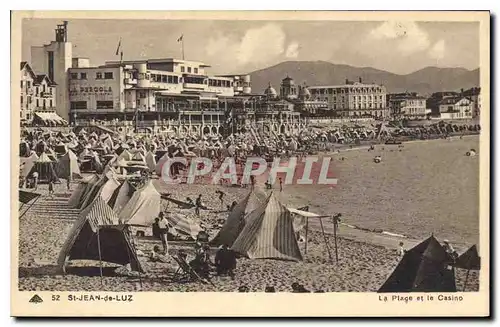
454;245;480;291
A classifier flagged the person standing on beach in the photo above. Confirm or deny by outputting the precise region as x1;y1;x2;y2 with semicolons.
279;177;283;192
48;179;54;197
157;212;169;254
216;190;225;210
195;194;203;216
32;171;39;190
398;242;405;257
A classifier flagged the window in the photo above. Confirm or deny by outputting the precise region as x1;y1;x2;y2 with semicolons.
151;74;156;81
20;81;23;88
181;66;185;73
48;51;54;82
70;101;87;110
80;73;87;80
104;72;114;79
96;101;114;109
70;73;78;79
194;68;198;74
50;100;53;108
43;100;46;108
20;96;23;104
49;87;53;95
139;92;146;99
96;72;103;79
187;67;192;73
27;96;31;104
43;85;46;93
27;81;31;88
162;75;168;83
36;99;39;107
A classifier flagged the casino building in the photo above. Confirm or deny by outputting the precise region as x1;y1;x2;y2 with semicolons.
28;21;306;137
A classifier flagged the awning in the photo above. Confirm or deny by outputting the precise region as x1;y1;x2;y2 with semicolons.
34;112;68;126
288;208;330;218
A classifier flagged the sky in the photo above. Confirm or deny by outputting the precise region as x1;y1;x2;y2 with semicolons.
21;19;479;75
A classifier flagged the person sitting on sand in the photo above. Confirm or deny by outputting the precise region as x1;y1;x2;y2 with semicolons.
291;282;310;293
215;244;237;279
149;245;168;263
238;285;249;292
229;201;237;212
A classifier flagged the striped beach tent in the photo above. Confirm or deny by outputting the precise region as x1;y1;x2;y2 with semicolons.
166;212;202;239
210;189;267;247
231;192;303;262
57;196;142;272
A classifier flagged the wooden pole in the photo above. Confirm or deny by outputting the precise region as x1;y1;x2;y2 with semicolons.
463;269;470;291
97;228;104;286
333;216;339;263
127;226;143;289
319;218;333;263
304;217;309;255
19;196;41;219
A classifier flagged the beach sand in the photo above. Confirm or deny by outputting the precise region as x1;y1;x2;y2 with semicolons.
17;136;480;292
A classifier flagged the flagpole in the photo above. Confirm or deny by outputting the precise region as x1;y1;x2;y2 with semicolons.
182;38;185;60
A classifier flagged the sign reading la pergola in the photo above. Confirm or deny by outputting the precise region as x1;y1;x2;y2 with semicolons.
70;86;113;96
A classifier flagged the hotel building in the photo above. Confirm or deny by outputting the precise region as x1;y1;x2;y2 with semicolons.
20;61;57;125
386;92;428;119
308;78;388;119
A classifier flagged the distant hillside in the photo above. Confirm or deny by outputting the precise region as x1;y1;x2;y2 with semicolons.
249;61;480;96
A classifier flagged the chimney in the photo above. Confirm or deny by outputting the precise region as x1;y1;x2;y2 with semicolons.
359;77;362;83
461;88;464;97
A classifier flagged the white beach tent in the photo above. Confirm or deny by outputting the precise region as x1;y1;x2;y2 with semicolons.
108;180;135;213
119;179;161;227
145;151;157;171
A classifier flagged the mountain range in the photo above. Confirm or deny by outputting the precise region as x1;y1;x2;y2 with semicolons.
249;61;480;96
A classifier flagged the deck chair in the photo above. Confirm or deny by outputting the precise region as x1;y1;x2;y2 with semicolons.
172;255;213;285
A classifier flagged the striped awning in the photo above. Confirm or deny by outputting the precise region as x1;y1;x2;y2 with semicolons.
19;190;41;204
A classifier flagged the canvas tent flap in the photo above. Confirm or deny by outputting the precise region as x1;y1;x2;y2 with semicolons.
57;197;142;272
210;189;267;247
454;245;481;270
378;236;457;293
119;180;161;227
231;192;303;262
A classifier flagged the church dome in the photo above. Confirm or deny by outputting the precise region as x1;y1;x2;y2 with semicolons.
264;83;278;97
